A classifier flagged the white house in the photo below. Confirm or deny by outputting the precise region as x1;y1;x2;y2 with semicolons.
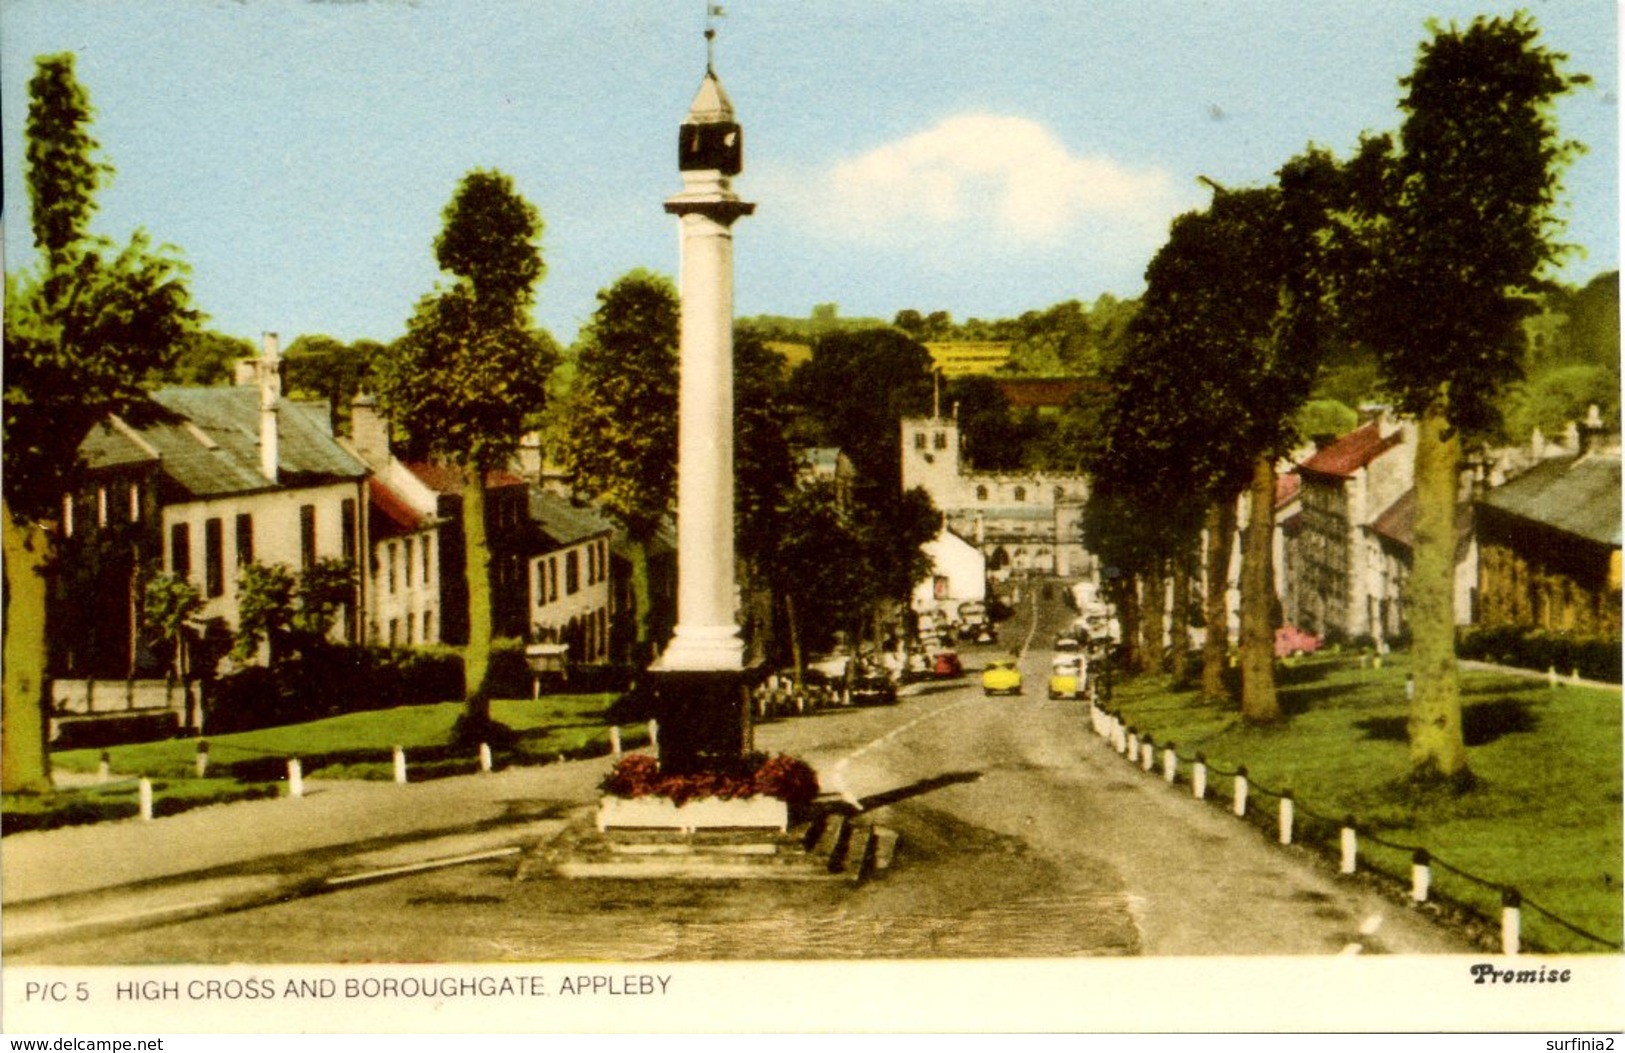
912;526;987;625
60;334;371;675
528;488;615;666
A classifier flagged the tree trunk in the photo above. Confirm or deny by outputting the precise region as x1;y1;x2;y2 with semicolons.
784;592;804;694
1239;453;1280;722
1409;395;1467;779
3;502;54;793
1202;499;1237;701
1168;545;1193;684
1138;562;1167;675
1114;576;1141;675
628;538;652;664
460;464;492;726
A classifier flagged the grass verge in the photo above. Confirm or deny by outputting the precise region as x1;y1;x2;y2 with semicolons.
5;694;632;836
1103;653;1621;954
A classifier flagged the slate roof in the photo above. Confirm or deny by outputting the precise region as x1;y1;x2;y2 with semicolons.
1477;454;1621;547
1370;488;1474;557
1299;420;1404;480
528;488;615;548
80;388;366;498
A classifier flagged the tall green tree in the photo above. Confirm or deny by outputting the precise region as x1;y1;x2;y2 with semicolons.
1335;14;1586;780
550;270;680;661
376;169;554;728
734;332;800;665
3;54;196;791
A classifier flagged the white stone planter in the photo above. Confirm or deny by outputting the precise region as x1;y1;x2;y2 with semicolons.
596;794;789;833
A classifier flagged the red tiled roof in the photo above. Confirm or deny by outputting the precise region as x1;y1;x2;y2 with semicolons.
1275;473;1301;508
1299;421;1403;479
1370;487;1474;555
405;461;527;495
368;477;430;537
993;378;1105;409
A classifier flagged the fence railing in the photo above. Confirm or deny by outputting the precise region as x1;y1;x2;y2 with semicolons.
1087;699;1621;955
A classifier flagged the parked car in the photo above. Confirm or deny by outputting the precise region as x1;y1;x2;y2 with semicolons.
850;669;898;706
932;650;965;678
1048;656;1086;700
1274;625;1322;658
982;658;1022;696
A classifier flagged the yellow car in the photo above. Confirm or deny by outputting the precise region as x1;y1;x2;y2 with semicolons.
982;658;1023;697
1049;656;1086;700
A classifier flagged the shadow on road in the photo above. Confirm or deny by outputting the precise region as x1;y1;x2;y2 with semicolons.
856;770;982;812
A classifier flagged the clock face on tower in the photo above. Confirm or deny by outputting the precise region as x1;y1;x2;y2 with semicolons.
679;121;743;176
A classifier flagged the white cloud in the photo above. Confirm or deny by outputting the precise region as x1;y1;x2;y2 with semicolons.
777;113;1183;251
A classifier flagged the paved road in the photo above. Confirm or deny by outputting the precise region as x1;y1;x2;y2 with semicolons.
6;583;1471;963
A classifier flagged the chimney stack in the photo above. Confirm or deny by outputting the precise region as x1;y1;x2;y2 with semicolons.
350;392;391;469
259;332;281;483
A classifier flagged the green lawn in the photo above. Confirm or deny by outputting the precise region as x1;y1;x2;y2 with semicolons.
1105;653;1623;953
3;694;635;835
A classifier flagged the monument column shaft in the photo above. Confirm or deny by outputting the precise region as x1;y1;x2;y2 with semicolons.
671;209;741;665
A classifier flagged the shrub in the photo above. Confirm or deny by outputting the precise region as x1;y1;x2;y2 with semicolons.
600;752;821;806
1458;626;1622;683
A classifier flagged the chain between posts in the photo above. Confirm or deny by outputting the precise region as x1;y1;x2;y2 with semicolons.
1089;700;1622;952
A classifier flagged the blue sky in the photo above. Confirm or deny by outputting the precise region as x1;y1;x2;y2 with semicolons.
3;1;1617;348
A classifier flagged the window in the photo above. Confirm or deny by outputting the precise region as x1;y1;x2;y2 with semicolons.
341;498;357;562
387;542;398;594
422;536;431;584
62;495;74;538
299;505;316;569
204;518;224;598
933;432;947;450
977;485;988;501
422;610;432;643
549;557;559;602
388;618;398;647
404;537;415;587
1013;485;1026;502
97;487;108;527
914;433;927;450
235;513;254;568
599;540;608;582
566;550;580;595
170;523;191;580
129;483;141;523
536;561;547;607
406;611;414;645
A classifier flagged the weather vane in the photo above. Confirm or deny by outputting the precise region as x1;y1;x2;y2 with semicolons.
705;3;726;70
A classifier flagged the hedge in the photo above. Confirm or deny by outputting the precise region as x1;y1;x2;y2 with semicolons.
1457;625;1622;683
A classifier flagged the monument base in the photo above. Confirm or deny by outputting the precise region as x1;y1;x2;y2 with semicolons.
644;666;761;775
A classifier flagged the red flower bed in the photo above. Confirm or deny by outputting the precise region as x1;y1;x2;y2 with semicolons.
601;753;819;807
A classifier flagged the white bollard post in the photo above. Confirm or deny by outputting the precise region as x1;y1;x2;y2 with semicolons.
1412;849;1431;903
1126;732;1139;763
1279;793;1294;845
195;741;209;778
478;742;493;773
98;751;111;784
648;719;659;748
138;776;153;821
1501;889;1521;956
287;758;304;799
393;745;408;785
610;725;623;758
1570;668;1581;686
1340;820;1357;875
1193;757;1207;800
1234;769;1249;817
1162;745;1177;784
1548;665;1558;688
1142;740;1156;773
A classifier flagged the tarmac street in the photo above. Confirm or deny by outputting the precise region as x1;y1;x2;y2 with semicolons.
2;589;1472;963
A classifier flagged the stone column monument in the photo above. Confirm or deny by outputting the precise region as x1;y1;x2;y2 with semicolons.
648;31;758;774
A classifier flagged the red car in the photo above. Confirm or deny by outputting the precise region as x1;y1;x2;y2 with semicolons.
932;650;964;678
